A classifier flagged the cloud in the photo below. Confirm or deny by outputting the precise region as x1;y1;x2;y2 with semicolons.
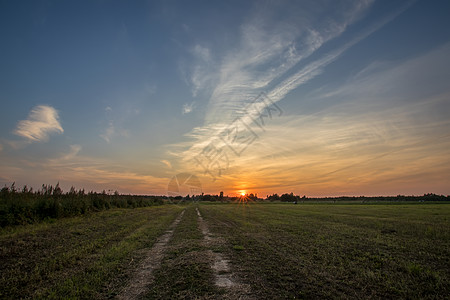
161;160;172;169
182;102;195;114
100;104;136;143
197;42;450;196
192;44;211;62
100;121;129;143
167;0;434;196
257;0;413;106
203;0;377;109
44;144;82;165
183;0;385;135
172;1;379;159
62;144;82;160
14;105;63;142
187;45;214;97
100;121;115;143
0;151;171;195
0;143;3;152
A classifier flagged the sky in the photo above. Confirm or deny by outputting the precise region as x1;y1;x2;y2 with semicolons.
1;0;449;197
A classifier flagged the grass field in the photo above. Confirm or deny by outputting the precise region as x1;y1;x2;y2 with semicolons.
0;206;184;299
200;203;450;298
1;202;449;299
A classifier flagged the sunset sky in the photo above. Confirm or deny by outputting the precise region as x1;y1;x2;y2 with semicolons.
1;0;449;197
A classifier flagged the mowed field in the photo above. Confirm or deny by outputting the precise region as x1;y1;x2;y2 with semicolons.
1;203;449;299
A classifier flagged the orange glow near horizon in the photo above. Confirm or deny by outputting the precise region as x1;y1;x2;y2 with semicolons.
237;194;250;205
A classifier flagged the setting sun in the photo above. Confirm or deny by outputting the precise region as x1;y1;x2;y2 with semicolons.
240;191;246;196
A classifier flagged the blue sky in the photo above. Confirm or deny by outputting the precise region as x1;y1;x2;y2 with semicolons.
1;0;449;196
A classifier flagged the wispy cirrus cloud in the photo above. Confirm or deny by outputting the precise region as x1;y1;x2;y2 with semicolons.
100;121;130;143
187;44;214;97
192;44;211;62
14;105;63;142
100;106;130;143
161;159;172;169
61;144;82;160
168;0;426;195
202;0;377;121
173;0;378;162
182;102;195;114
195;41;450;196
100;121;115;143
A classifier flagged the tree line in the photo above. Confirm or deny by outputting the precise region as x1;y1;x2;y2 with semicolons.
0;183;163;227
265;193;450;203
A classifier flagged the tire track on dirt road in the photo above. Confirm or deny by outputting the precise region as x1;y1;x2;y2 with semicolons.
116;209;185;300
196;207;253;299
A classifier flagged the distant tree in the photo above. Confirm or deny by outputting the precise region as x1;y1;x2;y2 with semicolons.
69;186;77;195
54;182;62;196
1;185;9;196
202;194;218;202
280;192;300;202
10;182;17;193
267;193;280;201
248;193;258;201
